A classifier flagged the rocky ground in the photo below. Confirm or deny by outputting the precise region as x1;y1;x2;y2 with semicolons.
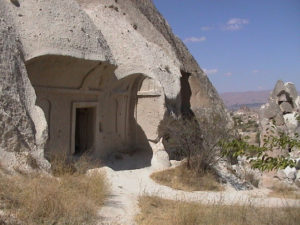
230;106;260;145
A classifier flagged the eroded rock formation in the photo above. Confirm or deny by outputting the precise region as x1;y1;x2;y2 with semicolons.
259;80;300;187
0;8;50;172
259;80;300;148
0;0;228;171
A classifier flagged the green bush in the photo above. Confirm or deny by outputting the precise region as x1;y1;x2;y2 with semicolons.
220;132;299;171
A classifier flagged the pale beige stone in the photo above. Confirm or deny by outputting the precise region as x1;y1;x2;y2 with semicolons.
0;0;228;170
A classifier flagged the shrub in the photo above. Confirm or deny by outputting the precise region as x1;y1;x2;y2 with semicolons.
220;132;299;171
158;114;230;174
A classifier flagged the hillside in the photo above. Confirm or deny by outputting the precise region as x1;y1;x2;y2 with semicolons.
220;90;271;110
221;89;300;110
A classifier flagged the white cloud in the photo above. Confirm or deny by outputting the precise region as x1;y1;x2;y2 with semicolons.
258;86;264;90
184;36;206;43
224;72;232;76
201;26;213;31
203;68;218;75
223;18;249;31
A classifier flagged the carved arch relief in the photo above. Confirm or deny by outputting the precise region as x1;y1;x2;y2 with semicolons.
79;63;106;90
137;77;163;96
135;77;165;142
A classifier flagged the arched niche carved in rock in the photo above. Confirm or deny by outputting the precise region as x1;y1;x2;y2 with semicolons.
134;76;165;148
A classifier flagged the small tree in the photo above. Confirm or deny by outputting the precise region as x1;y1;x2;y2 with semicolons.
158;113;230;174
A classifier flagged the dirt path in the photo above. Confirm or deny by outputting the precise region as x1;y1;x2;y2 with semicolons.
97;155;300;225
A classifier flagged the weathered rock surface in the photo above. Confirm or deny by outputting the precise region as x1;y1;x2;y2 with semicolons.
284;166;297;180
285;82;298;101
296;96;300;109
271;80;285;99
259;100;284;125
2;0;114;62
280;102;293;114
150;139;171;170
284;113;299;132
0;10;50;172
76;0;227;117
0;0;228;171
260;80;300;136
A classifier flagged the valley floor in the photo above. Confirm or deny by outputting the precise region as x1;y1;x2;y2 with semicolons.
97;153;300;225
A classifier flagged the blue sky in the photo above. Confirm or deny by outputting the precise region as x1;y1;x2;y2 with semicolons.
152;0;300;93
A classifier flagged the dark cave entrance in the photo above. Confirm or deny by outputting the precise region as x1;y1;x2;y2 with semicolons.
180;71;194;118
75;107;95;155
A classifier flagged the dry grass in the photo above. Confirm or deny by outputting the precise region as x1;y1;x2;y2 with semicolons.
0;155;108;225
136;196;300;225
269;183;300;199
150;164;223;191
47;153;101;176
244;171;259;188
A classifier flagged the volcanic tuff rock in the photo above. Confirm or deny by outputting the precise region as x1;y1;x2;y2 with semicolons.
150;138;171;171
259;80;300;188
0;0;228;170
259;80;300;137
0;9;50;171
76;0;226;114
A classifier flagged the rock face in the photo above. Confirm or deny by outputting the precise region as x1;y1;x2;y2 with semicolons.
259;80;300;140
0;9;50;172
259;80;300;188
0;0;228;171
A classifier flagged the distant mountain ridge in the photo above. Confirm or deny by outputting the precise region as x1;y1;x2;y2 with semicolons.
220;90;300;110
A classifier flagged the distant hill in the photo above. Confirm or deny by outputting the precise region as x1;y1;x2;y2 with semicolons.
220;90;271;110
220;90;300;110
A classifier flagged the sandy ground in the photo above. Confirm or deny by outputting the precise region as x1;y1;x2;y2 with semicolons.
96;152;300;225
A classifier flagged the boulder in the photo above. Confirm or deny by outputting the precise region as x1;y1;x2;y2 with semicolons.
284;166;297;180
275;170;287;180
260;100;285;126
151;150;171;170
271;80;285;99
274;114;285;126
296;96;300;110
260;80;300;145
284;82;298;102
260;100;282;120
290;147;300;158
278;93;288;102
280;102;293;113
150;139;171;170
283;113;299;132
